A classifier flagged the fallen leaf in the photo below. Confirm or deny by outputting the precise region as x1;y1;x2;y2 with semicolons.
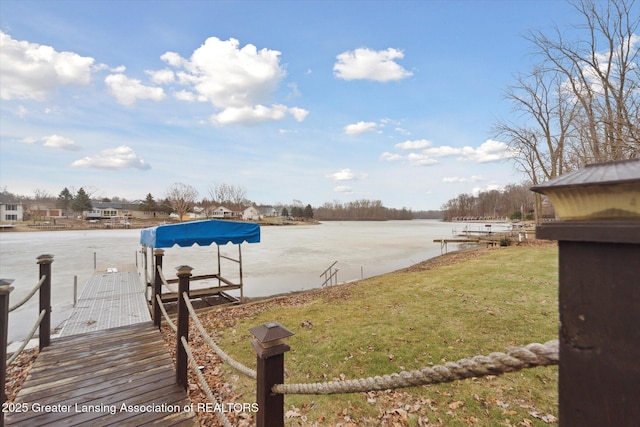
449;400;465;409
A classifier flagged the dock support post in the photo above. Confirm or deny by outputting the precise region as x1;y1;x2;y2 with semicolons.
153;249;165;328
1;280;14;427
176;265;193;390
37;254;54;350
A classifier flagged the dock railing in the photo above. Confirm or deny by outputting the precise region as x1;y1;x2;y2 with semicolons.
1;254;53;427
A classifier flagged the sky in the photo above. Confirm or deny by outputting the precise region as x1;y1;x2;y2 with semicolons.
0;0;586;211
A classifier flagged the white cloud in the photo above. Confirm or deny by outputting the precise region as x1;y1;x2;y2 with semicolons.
442;176;467;183
174;90;198;102
380;152;403;162
156;37;306;125
146;68;175;84
169;39;272;104
0;31;94;101
395;139;431;150
472;183;505;196
330;168;356;181
211;104;308;125
407;153;438;166
72;145;151;170
20;137;39;145
105;74;166;106
382;139;517;166
42;134;81;151
458;139;517;163
334;47;412;82
20;134;81;150
327;168;368;182
424;145;463;157
289;107;310;122
344;121;377;135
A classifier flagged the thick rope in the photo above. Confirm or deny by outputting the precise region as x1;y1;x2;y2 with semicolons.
157;265;178;294
272;340;559;395
9;276;46;312
181;336;234;427
6;309;46;366
155;294;177;332
183;292;257;380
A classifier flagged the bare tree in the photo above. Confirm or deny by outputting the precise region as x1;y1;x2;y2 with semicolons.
527;0;639;163
495;0;638;222
494;68;577;222
166;182;199;222
208;183;248;209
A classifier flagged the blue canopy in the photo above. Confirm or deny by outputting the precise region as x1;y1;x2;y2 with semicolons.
140;219;260;248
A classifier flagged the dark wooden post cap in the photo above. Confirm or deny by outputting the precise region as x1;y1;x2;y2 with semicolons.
36;254;54;264
249;322;294;358
175;265;193;276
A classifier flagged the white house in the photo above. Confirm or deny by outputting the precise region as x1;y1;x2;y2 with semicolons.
0;202;24;222
242;206;260;221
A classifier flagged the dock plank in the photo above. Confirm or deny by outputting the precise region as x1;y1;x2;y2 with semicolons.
5;322;198;426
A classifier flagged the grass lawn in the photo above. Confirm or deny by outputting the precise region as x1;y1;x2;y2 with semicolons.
193;243;559;426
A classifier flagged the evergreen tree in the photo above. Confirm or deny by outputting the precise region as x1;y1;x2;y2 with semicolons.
71;188;92;216
303;204;314;220
140;193;158;212
56;187;73;211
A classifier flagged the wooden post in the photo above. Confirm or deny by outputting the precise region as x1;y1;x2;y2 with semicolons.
1;280;14;427
249;322;294;427
37;254;54;350
532;159;640;426
537;222;640;426
153;249;165;328
175;265;193;390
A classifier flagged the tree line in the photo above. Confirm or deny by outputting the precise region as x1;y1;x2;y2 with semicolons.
440;183;538;221
1;184;442;222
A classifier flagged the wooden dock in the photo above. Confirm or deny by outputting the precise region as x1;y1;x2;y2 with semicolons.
5;322;198;426
5;264;198;426
60;264;151;337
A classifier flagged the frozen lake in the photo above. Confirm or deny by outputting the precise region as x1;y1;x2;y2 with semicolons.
1;220;510;343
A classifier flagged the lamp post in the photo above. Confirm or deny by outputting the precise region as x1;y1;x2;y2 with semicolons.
532;159;640;426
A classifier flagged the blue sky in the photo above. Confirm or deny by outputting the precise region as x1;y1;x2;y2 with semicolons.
0;0;583;210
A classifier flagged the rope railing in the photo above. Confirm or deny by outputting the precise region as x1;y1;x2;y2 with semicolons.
272;340;559;395
157;265;178;294
155;294;177;332
8;275;46;312
6;310;47;366
181;336;234;427
156;263;561;427
182;292;257;380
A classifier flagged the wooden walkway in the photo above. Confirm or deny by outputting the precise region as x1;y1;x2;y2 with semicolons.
5;322;198;426
6;264;199;426
60;264;151;337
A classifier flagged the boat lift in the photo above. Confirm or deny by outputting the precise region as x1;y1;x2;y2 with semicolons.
140;219;260;306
